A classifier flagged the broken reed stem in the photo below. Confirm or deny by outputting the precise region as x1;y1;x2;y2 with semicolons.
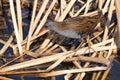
27;0;38;50
9;0;23;55
16;0;23;42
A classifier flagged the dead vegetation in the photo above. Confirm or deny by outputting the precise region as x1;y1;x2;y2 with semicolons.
0;0;119;80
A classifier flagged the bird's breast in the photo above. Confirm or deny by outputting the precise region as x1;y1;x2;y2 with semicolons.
55;29;81;39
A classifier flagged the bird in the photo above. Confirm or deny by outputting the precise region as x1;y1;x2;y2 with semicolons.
44;13;105;39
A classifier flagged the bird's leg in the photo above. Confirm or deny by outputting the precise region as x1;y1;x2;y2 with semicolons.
75;38;84;50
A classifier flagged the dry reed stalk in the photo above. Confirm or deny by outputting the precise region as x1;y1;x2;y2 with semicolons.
69;7;74;17
0;39;116;54
91;38;113;47
73;61;82;68
101;67;111;80
106;40;115;59
13;38;116;65
98;0;105;9
45;44;60;53
0;76;13;80
60;0;66;14
36;42;54;55
75;74;81;80
39;38;51;50
36;32;56;53
75;38;95;79
0;51;72;72
45;53;74;72
45;37;66;53
0;66;107;76
27;0;50;50
37;67;107;77
76;52;97;80
16;0;23;42
0;70;46;75
95;0;115;78
102;0;110;15
0;0;117;79
24;50;38;58
9;0;23;55
0;42;114;72
0;53;25;69
32;0;49;30
59;45;68;52
84;0;92;14
92;72;97;80
78;0;85;4
76;35;113;79
74;6;109;17
95;71;102;80
55;9;60;20
0;46;40;67
81;10;100;17
13;29;48;50
103;0;111;10
73;3;86;17
64;73;73;80
64;56;110;66
26;0;38;50
0;39;14;48
0;36;13;56
57;0;76;21
75;45;117;55
33;0;57;36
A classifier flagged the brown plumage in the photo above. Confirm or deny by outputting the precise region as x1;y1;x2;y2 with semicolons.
46;13;105;39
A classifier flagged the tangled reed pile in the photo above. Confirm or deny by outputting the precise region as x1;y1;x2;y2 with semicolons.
0;0;119;80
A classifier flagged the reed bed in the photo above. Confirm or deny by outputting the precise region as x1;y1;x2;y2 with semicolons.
0;0;119;80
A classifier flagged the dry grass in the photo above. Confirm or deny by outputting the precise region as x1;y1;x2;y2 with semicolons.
0;0;118;80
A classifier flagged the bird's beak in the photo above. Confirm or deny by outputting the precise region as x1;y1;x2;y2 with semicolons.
37;27;48;35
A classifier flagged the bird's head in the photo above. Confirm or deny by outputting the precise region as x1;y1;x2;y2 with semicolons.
45;21;58;31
